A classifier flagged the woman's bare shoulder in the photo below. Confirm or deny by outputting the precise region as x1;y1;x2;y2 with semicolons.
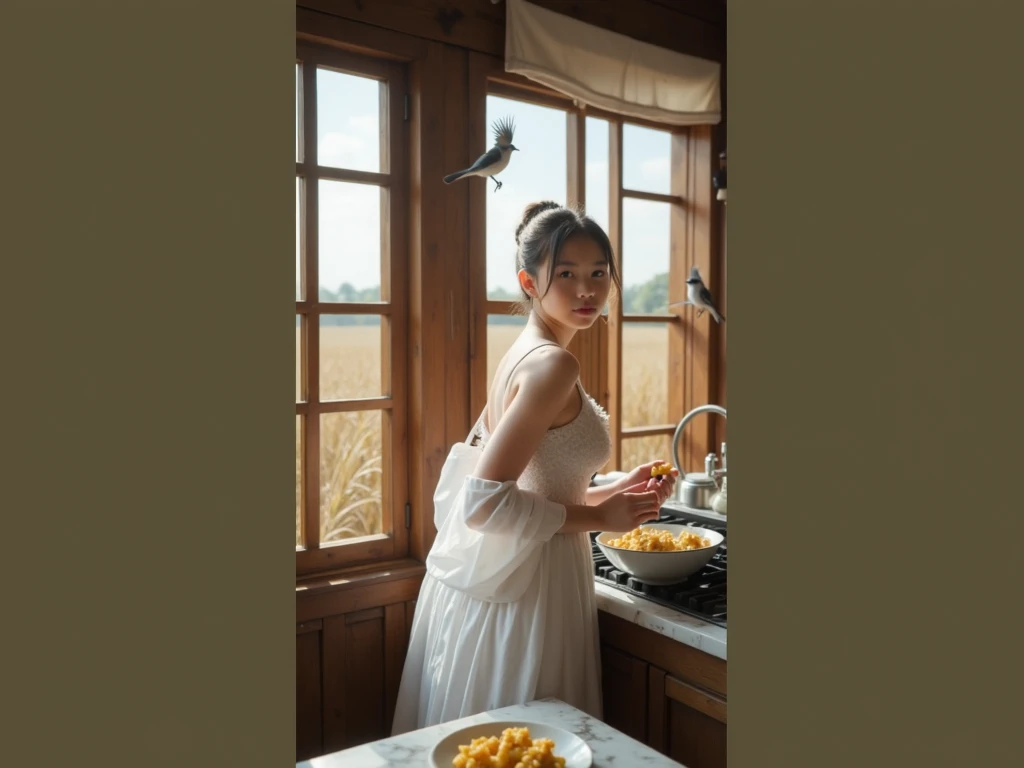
512;344;579;397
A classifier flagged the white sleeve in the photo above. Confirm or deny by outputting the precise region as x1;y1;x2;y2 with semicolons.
460;476;567;542
425;475;567;603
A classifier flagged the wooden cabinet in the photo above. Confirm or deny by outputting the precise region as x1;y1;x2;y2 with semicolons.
296;620;324;761
598;612;727;768
295;563;424;763
295;567;726;766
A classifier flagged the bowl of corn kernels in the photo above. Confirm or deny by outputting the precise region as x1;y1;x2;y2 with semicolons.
595;522;723;586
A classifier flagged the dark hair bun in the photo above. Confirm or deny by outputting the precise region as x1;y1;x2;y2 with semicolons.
515;200;562;246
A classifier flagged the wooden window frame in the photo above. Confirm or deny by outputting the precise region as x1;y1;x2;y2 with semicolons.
295;41;410;577
291;10;722;577
466;56;721;474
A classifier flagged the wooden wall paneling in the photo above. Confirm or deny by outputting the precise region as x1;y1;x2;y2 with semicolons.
711;121;727;451
690;125;715;470
297;7;428;60
296;621;324;762
297;0;724;62
441;44;472;453
670;126;716;473
467;51;490;421
298;0;505;57
296;569;424;624
408;41;449;563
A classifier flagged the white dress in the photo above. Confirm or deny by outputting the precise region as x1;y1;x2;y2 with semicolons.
391;344;613;735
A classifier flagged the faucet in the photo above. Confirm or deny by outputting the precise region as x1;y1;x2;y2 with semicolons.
671;404;728;481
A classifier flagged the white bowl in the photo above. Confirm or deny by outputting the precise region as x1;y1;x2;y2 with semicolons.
595;523;724;586
429;720;592;768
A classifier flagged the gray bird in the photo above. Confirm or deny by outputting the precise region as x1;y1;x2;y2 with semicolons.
443;116;518;192
670;266;725;323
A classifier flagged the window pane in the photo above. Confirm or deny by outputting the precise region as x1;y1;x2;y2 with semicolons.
485;95;567;299
296;415;303;548
296;177;303;301
320;316;383;401
316;68;382;173
296;314;304;402
321;410;383;543
318;179;381;302
621;434;673;476
621;199;670;315
622;323;669;428
487;313;527;387
623;123;671;194
585;117;610;234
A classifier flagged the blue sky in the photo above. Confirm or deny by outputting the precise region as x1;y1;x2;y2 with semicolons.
298;68;674;301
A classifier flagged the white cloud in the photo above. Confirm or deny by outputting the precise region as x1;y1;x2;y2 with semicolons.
641;156;670;187
318;132;366;167
349;114;377;134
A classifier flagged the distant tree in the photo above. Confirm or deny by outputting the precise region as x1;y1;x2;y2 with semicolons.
302;272;670;328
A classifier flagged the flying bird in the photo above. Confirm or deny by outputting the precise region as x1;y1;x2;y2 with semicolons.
443;116;518;192
670;266;725;323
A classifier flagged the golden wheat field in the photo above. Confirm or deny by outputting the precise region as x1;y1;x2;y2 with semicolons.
297;324;671;545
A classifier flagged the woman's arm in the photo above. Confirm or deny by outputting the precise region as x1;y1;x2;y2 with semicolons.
473;346;581;485
468;347;661;536
584;480;622;507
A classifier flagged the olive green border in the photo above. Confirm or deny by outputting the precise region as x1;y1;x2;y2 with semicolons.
6;0;1023;765
4;2;295;765
731;1;1023;764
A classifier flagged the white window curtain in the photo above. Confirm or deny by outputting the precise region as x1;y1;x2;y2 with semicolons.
504;0;721;126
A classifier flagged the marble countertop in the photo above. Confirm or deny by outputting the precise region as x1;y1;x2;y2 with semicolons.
593;583;727;661
298;697;685;768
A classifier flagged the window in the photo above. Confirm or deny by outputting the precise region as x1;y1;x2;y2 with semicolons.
295;44;409;575
603;121;681;471
467;68;716;476
596;118;704;473
478;91;570;407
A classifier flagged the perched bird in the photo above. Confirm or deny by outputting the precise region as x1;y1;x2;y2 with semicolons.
443;116;518;192
670;266;725;323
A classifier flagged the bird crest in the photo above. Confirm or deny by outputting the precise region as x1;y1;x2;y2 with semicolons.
492;115;516;148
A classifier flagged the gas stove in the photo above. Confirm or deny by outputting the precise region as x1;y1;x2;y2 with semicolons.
590;510;728;628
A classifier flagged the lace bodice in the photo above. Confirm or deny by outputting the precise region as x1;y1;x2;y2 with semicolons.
479;344;611;506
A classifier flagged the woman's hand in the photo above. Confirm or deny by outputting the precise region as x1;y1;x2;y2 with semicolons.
595;481;663;533
616;459;679;506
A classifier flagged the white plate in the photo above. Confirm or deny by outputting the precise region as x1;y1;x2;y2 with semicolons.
428;720;593;768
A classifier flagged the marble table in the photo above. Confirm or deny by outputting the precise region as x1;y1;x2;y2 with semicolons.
297;697;686;767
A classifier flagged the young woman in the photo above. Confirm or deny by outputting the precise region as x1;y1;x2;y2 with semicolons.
391;200;678;734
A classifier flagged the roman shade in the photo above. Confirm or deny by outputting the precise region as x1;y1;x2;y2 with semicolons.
504;0;722;126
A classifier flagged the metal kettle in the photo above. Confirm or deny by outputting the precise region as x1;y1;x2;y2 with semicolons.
671;404;727;510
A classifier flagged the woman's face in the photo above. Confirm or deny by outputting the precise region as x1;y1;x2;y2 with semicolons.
524;235;612;330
